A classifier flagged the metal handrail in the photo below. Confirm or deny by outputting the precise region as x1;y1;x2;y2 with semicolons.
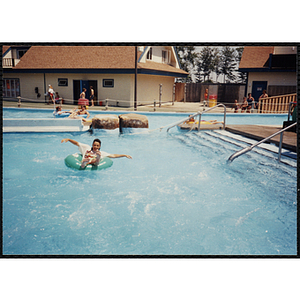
227;122;297;163
166;103;227;132
198;103;226;131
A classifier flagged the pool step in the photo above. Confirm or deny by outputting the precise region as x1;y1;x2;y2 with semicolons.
208;130;297;160
197;130;297;164
177;130;296;166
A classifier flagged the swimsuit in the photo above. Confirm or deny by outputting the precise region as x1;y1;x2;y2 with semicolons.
247;98;253;106
80;149;101;168
77;142;110;165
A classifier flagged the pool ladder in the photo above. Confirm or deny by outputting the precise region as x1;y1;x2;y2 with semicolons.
166;103;227;132
227;122;297;163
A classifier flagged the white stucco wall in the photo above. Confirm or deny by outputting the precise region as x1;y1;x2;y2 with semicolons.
273;46;297;54
139;46;177;67
4;73;45;100
151;46;169;63
3;72;176;107
137;74;175;105
43;73;133;106
247;72;296;94
3;73;134;106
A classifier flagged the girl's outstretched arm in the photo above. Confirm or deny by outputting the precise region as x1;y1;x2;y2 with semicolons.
107;154;132;159
61;138;80;147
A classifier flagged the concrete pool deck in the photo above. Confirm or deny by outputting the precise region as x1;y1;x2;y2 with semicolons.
3;101;297;152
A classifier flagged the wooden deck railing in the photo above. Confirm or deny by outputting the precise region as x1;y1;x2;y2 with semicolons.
258;93;297;113
3;58;15;67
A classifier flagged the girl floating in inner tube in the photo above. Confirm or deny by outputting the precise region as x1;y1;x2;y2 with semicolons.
67;105;90;121
185;115;224;125
55;106;73;115
61;138;132;168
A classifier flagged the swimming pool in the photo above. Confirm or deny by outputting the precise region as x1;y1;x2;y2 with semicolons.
2;110;297;256
3;107;289;126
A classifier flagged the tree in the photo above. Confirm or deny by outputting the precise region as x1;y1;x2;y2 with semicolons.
176;46;198;82
212;47;222;83
235;47;247;84
220;46;237;83
195;46;215;82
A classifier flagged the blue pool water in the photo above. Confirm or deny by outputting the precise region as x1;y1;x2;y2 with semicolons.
3;107;289;126
3;110;297;255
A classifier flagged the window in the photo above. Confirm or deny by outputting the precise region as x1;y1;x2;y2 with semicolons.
162;50;170;64
147;47;152;60
17;49;28;59
103;79;114;88
58;78;68;86
3;79;20;98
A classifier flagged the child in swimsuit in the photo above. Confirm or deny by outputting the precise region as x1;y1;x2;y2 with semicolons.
80;149;101;168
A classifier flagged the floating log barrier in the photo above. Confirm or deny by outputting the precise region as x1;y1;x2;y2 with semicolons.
119;113;149;133
92;114;119;130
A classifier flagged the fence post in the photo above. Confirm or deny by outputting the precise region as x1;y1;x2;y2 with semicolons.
172;84;175;105
105;99;108;110
154;101;156;111
159;84;162;107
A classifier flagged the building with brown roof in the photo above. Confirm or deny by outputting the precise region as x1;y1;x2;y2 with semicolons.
3;45;188;107
238;46;296;102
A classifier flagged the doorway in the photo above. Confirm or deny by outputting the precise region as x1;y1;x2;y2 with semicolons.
251;81;267;102
73;80;98;105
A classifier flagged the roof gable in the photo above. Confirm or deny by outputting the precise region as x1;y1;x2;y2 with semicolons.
239;46;274;69
138;46;180;68
11;45;188;76
138;60;187;75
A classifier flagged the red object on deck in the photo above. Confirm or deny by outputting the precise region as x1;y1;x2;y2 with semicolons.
78;98;89;106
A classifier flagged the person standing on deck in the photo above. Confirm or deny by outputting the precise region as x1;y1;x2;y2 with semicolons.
90;86;95;107
258;90;268;110
80;88;87;99
48;85;55;105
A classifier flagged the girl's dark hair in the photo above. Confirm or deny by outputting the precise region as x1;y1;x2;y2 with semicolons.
91;139;101;150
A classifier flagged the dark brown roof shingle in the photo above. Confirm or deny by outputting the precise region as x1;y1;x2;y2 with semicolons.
2;46;11;55
14;46;136;69
12;46;188;75
239;46;274;69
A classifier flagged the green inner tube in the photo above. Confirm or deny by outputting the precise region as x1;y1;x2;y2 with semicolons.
64;153;113;170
